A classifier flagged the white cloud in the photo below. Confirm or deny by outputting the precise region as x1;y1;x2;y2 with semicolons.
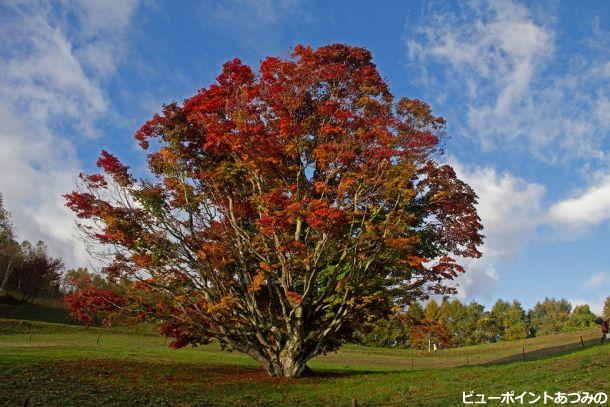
69;0;140;78
581;272;609;291
407;0;610;161
595;96;610;128
448;160;545;298
548;175;610;232
446;159;610;302
0;1;139;268
454;260;500;302
451;161;545;258
3;12;106;135
571;272;610;315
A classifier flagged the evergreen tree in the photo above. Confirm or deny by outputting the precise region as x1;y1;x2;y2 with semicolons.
360;316;410;348
490;299;511;339
503;300;529;340
437;299;495;346
406;302;425;323
424;299;439;322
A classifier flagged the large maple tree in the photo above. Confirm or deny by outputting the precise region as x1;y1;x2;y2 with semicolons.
65;44;483;377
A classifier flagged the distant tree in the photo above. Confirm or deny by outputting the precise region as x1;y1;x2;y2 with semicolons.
490;299;510;321
563;304;597;332
360;313;409;348
529;298;571;335
0;194;12;247
504;318;528;340
406;302;425;323
410;321;452;350
0;194;12;243
62;267;111;294
438;299;497;345
0;194;20;294
604;297;610;320
8;241;64;302
360;302;426;348
466;301;497;344
437;299;457;328
365;296;601;349
438;299;466;345
424;299;439;322
63;44;483;377
503;300;529;340
490;299;510;339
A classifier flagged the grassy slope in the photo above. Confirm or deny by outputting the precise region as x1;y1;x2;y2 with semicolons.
0;298;73;325
1;319;608;406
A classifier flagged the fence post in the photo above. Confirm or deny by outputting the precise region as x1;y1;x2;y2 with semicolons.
580;335;584;349
466;355;469;366
96;333;101;345
522;347;525;360
351;397;358;407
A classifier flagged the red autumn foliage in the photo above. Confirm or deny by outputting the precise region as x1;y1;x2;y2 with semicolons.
64;44;482;377
410;321;453;350
65;283;123;327
96;150;132;186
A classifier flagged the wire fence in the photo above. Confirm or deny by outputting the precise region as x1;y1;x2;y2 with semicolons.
349;337;609;406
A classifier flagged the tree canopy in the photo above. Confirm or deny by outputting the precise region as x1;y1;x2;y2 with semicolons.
530;297;572;335
64;44;483;377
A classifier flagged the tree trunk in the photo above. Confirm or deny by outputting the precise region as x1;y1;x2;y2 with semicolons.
277;350;311;378
265;354;311;378
0;256;14;294
248;339;314;378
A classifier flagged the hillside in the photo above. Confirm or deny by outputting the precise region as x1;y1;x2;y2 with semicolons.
0;318;607;406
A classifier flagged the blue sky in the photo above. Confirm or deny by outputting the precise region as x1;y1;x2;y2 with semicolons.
0;0;609;313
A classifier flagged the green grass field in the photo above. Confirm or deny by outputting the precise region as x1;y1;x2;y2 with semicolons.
1;315;608;406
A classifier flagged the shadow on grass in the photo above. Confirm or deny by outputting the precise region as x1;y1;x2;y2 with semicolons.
0;301;75;325
483;337;606;366
5;356;391;385
304;367;388;378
